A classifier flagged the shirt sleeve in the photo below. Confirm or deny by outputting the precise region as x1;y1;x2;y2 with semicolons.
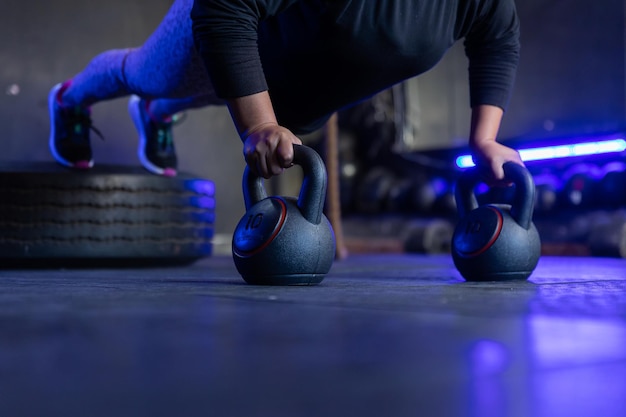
463;0;520;111
190;0;299;99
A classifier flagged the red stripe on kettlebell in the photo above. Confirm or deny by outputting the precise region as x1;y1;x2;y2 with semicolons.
463;206;504;257
234;197;287;258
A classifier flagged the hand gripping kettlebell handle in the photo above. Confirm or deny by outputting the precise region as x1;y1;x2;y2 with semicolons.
242;144;328;225
455;161;535;230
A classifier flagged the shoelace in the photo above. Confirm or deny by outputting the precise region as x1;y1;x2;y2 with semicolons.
66;107;104;143
155;122;174;151
153;112;186;151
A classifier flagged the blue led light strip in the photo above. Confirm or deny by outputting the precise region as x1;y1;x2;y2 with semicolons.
455;138;626;168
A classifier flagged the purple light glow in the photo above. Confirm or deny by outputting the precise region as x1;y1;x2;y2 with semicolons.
456;138;626;168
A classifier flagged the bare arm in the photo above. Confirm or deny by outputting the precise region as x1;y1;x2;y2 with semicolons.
469;104;523;181
227;91;302;178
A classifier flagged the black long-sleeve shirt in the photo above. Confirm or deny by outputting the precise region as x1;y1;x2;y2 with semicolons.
191;0;520;134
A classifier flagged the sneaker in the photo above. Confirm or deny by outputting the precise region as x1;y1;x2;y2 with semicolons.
128;95;178;177
48;83;96;169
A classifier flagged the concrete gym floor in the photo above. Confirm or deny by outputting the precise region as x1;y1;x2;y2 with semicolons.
0;253;625;417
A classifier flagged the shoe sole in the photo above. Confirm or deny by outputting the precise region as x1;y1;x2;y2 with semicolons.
48;83;94;170
129;95;177;177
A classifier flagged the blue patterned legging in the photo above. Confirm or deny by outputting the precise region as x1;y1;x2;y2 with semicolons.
61;0;222;114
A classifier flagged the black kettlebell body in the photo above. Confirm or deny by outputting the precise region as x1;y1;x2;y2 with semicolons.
232;145;336;285
451;162;541;281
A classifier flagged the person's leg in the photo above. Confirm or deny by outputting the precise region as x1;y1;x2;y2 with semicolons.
122;0;224;176
127;95;211;177
60;0;216;105
49;0;222;172
127;94;224;176
48;43;140;168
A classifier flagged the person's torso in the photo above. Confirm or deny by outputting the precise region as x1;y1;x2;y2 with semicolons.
258;0;482;132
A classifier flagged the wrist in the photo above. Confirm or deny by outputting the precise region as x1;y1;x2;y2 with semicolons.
239;121;279;142
226;91;278;141
470;137;493;150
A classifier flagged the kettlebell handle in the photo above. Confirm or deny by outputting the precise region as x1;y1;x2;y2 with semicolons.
242;144;328;225
455;161;536;230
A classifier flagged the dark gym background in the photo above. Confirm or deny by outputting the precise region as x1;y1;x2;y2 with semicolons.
1;2;626;416
1;0;625;240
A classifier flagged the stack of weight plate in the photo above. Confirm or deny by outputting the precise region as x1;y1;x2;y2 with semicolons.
0;162;215;267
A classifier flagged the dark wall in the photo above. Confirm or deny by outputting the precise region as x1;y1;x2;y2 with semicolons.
506;0;626;141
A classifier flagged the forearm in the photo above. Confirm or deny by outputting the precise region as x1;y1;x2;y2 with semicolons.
469;104;504;148
469;104;523;181
226;91;278;140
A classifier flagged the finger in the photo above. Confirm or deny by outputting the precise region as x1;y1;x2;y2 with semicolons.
260;135;284;177
243;146;262;178
276;137;296;168
491;160;506;181
243;148;257;176
265;151;284;177
252;150;270;179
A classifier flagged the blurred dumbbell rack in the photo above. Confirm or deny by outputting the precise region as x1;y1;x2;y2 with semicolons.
337;134;626;258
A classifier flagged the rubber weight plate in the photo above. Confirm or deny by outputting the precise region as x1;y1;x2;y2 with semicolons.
0;162;215;267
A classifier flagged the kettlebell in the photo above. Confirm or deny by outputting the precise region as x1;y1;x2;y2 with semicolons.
232;144;336;285
451;162;541;281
